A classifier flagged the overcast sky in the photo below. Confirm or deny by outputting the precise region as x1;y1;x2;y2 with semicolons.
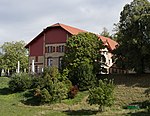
0;0;134;45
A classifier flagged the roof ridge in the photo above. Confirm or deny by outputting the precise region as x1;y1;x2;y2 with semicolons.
50;23;86;34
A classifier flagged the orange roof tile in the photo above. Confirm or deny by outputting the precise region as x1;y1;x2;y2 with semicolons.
98;35;118;50
50;23;86;35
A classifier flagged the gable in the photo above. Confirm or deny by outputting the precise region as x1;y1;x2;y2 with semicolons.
45;27;70;44
25;23;118;51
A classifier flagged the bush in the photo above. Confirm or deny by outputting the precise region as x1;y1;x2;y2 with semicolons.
31;76;46;89
87;79;115;112
53;81;70;102
9;73;32;92
33;67;72;104
41;88;52;103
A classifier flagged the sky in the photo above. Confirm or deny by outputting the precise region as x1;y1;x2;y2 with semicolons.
0;0;133;45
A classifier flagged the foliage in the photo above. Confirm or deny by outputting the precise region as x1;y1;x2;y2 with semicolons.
1;77;150;115
8;67;72;104
113;0;150;73
63;32;105;87
0;41;28;74
87;79;115;112
68;85;79;99
9;73;32;92
76;61;96;90
31;76;45;89
33;67;72;103
41;88;52;103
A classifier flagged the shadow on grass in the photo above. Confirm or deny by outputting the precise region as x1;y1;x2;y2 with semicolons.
21;97;41;106
97;74;150;88
126;111;150;116
21;90;41;106
123;101;150;116
63;109;98;115
123;100;150;109
0;87;12;95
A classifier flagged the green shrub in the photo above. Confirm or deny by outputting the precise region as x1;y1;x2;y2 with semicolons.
33;67;72;104
87;79;115;112
52;81;69;102
9;73;32;92
41;88;52;103
31;76;46;89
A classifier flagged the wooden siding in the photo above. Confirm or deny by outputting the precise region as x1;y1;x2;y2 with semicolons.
29;35;44;56
45;27;69;44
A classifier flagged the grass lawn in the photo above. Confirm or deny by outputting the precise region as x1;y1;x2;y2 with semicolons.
0;76;150;116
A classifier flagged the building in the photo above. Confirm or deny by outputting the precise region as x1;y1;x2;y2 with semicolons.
25;23;119;74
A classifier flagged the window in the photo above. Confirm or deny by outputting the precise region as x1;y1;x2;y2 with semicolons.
58;45;65;52
47;46;52;53
62;45;65;52
46;46;56;53
56;46;59;52
47;57;53;67
47;45;66;53
101;55;106;63
52;46;55;52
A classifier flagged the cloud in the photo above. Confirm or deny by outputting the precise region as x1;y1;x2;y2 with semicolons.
0;0;133;45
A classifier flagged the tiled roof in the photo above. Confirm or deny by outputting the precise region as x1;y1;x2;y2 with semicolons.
25;23;118;50
98;35;118;51
50;23;86;35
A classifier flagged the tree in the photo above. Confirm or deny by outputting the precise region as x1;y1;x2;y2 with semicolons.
100;27;111;38
0;52;3;76
0;41;28;74
63;32;105;90
113;0;150;73
87;79;115;112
